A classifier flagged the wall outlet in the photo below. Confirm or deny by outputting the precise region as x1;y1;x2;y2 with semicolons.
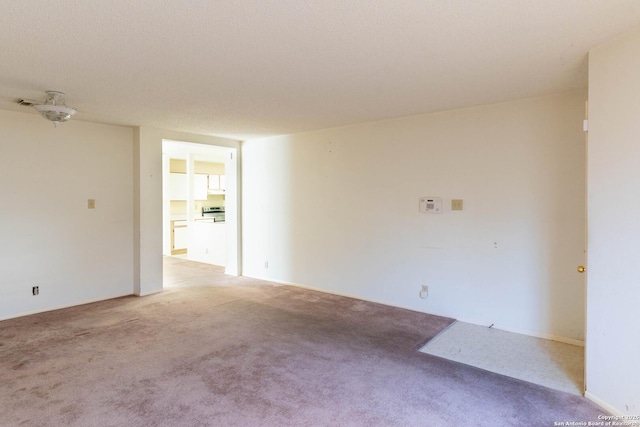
419;285;428;299
88;199;96;209
264;261;269;269
32;286;39;296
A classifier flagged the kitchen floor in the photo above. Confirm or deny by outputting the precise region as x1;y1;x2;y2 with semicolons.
163;256;259;289
163;256;225;288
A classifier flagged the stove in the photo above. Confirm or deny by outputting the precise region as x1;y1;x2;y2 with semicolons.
202;206;225;222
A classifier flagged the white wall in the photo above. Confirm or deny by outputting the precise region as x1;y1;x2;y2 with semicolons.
0;117;240;318
0;110;134;320
586;28;640;415
134;127;163;295
242;91;587;342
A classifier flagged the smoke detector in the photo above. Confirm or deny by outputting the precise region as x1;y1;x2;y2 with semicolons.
32;91;77;127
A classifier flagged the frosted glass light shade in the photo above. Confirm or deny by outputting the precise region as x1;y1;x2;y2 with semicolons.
33;91;77;125
33;104;77;122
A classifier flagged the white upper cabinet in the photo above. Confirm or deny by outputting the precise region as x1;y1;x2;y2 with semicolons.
208;174;225;194
208;174;220;190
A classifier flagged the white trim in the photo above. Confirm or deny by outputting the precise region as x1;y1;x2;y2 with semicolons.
160;139;241;277
442;314;585;346
585;391;622;416
134;289;163;297
488;323;585;347
247;275;435;316
245;274;585;347
0;292;133;322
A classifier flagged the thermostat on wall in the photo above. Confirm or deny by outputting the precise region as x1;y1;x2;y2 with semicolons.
419;197;442;214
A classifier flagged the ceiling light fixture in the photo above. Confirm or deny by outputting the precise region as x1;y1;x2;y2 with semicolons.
33;91;77;127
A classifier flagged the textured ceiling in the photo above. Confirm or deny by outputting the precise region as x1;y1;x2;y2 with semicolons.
1;1;639;140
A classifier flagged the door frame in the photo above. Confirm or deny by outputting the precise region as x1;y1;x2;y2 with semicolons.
161;139;241;276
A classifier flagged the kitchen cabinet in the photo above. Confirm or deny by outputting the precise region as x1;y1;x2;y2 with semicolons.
169;173;208;200
208;174;225;194
171;220;188;255
208;174;219;190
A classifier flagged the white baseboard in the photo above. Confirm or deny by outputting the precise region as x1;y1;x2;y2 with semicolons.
135;289;163;297
413;314;585;346
490;323;585;347
246;275;435;316
242;274;585;346
585;391;622;416
0;292;133;322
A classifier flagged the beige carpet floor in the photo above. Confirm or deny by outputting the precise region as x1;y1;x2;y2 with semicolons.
420;321;584;395
0;258;604;426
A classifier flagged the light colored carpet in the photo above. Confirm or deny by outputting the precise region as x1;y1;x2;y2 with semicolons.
0;260;603;426
420;321;584;395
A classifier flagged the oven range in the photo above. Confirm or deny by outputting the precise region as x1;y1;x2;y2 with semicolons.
202;206;225;222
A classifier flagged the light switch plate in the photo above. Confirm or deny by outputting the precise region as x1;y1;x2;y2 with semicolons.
451;199;463;211
88;199;96;209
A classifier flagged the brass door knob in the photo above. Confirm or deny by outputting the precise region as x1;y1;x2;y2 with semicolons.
577;266;586;273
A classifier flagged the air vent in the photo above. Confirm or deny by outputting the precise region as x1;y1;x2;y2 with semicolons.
17;98;36;107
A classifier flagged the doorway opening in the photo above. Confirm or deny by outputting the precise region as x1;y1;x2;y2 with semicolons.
161;139;240;277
